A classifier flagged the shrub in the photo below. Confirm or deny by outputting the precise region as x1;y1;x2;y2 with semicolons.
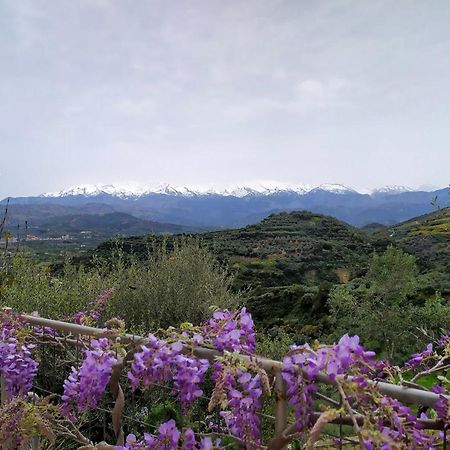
105;239;239;330
0;239;239;331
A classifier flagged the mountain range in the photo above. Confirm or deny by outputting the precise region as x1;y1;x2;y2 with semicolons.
2;183;449;229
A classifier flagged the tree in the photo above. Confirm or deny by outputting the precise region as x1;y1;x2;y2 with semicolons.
328;246;420;361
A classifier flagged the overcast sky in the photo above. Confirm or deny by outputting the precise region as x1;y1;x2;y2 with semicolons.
1;0;449;198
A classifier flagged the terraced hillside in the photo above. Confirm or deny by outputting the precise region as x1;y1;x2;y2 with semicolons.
203;211;373;286
374;207;450;269
96;211;375;331
93;208;450;338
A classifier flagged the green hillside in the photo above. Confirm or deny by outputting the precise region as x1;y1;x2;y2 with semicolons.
4;211;200;261
94;209;449;339
34;212;193;236
202;211;373;285
96;211;375;332
374;207;450;269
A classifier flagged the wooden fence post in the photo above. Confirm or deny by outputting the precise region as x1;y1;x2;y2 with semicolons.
274;370;288;449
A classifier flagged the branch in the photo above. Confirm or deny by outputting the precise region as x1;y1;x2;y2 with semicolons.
335;380;365;449
410;360;450;383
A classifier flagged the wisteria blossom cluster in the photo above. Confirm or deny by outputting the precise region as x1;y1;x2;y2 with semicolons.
73;288;114;325
282;334;376;432
201;308;256;354
405;343;434;369
210;362;263;448
0;310;38;397
282;334;446;448
128;333;209;410
402;336;450;429
61;338;117;419
0;396;60;447
118;419;223;450
360;396;436;449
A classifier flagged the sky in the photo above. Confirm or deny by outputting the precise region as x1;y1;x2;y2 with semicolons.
1;0;449;198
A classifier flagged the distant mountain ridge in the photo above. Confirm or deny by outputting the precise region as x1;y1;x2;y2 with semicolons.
2;183;449;228
3;205;198;238
40;182;401;198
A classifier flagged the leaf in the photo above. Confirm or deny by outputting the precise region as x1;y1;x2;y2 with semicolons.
437;375;450;385
415;373;440;389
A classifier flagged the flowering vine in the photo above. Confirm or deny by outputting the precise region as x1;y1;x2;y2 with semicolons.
62;338;118;419
0;309;38;397
118;419;223;450
72;288;114;325
127;333;209;410
1;305;450;449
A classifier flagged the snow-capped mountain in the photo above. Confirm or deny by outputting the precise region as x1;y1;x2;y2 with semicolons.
371;185;413;195
311;184;358;195
6;183;448;229
42;183;147;198
41;182;357;199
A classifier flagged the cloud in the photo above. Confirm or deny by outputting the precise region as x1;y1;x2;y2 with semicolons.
294;79;351;109
0;1;450;198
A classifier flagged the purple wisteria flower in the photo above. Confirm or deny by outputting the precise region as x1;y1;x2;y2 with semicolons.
128;334;209;409
61;338;117;419
172;354;209;409
72;288;114;325
0;339;38;397
282;335;376;432
210;362;262;448
202;308;256;354
119;420;223;449
405;343;434;369
0;312;38;397
432;385;450;430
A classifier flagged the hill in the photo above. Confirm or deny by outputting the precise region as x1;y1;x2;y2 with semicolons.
360;223;387;235
29;212;194;237
2;205;199;260
96;211;376;330
373;207;450;269
201;211;373;285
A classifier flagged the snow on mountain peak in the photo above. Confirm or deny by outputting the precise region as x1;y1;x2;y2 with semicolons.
312;184;357;194
42;183;149;198
41;182;417;199
41;182;315;198
371;185;413;195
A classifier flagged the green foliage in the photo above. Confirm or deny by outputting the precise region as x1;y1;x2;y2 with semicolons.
105;239;239;330
0;240;239;330
3;206;448;365
366;245;418;300
374;206;450;270
256;329;292;361
0;255;112;318
98;211;373;331
328;246;450;362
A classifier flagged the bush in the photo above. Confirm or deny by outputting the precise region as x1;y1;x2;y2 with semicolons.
0;255;114;319
106;239;240;330
328;246;450;361
0;239;239;331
